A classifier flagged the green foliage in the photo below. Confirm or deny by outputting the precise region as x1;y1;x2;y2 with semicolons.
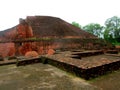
83;23;104;38
72;16;120;45
112;42;120;46
72;22;81;28
104;16;120;44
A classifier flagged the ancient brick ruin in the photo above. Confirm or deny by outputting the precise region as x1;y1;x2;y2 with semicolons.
0;16;119;80
0;16;113;57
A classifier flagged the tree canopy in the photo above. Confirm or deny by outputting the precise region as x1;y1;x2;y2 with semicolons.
72;21;81;28
72;16;120;45
83;23;104;38
104;16;120;43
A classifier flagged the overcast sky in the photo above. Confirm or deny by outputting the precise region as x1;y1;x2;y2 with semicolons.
0;0;120;30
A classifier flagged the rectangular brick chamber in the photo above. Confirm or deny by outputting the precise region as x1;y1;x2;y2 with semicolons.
41;57;120;80
40;50;120;80
16;50;120;80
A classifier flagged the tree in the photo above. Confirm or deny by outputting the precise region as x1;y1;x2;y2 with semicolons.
72;22;81;28
83;23;104;38
104;16;120;43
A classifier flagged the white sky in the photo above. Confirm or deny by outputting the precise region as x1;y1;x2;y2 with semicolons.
0;0;120;30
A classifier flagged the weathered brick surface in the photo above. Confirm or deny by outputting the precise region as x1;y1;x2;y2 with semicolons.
0;43;15;57
0;16;115;57
16;22;33;39
44;51;120;80
47;49;55;55
25;51;39;58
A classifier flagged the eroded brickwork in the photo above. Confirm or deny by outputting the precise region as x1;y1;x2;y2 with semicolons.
0;16;114;57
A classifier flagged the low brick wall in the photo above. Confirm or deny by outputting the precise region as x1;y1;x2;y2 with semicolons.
42;57;120;80
82;60;120;79
106;50;118;54
71;50;104;59
16;55;120;80
16;57;41;66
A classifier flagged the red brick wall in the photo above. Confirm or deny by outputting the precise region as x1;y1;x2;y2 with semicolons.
0;43;15;57
16;23;33;39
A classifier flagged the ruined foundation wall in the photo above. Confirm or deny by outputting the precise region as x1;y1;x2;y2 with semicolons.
15;38;112;56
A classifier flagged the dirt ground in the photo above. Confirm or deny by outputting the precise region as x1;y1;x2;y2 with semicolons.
0;63;99;90
90;69;120;90
0;63;120;90
0;51;120;90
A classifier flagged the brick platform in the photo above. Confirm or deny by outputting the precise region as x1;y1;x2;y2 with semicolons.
43;51;120;80
1;50;120;80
